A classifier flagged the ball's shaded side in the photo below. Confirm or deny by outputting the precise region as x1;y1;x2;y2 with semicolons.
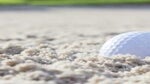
99;32;150;58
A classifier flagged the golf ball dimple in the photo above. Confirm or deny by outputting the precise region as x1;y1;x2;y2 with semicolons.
99;31;150;58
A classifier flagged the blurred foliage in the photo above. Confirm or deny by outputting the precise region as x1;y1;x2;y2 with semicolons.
0;0;150;5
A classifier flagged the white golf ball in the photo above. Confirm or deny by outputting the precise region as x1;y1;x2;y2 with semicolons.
99;31;150;58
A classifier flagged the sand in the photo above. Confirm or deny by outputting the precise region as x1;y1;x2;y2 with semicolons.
0;6;149;84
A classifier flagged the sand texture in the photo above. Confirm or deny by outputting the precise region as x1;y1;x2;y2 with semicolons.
0;6;149;84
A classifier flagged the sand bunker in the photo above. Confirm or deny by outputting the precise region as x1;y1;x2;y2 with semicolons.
0;6;149;84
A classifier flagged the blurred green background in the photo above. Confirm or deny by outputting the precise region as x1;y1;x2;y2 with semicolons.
0;0;150;5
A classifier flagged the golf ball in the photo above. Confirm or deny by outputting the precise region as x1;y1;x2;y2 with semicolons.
99;31;150;58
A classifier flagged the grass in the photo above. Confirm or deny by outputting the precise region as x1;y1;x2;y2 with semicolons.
0;0;24;4
0;0;150;5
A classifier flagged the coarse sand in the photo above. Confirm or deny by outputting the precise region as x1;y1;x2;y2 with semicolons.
0;6;149;84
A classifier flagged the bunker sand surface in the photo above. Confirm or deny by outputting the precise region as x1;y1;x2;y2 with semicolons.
0;6;149;84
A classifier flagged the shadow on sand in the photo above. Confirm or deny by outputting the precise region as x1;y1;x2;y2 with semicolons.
0;5;150;11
